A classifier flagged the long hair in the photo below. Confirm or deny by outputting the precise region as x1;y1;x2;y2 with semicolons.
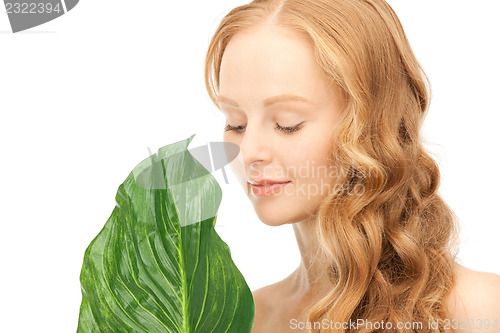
204;1;460;332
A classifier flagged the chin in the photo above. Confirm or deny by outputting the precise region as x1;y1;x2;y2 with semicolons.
248;198;287;226
251;199;314;227
255;212;289;227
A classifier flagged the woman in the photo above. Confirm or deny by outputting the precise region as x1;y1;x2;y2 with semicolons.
204;0;500;332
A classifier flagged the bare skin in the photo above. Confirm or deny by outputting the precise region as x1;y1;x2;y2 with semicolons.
251;262;500;333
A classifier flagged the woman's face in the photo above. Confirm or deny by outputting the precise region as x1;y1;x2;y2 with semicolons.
218;24;344;226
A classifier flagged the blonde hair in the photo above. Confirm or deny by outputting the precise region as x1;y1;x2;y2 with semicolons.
204;0;460;332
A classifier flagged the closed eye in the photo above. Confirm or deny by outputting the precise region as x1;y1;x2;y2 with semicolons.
224;122;305;134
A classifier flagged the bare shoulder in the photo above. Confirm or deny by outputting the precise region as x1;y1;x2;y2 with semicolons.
447;263;500;332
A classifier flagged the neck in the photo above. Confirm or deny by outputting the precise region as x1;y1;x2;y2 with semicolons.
288;217;335;302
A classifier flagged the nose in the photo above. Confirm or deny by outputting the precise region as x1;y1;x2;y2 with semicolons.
238;121;273;168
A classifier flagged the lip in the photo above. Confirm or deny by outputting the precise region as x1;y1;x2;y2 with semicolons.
248;178;291;186
248;179;291;197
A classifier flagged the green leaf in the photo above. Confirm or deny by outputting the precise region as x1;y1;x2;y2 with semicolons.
77;134;255;333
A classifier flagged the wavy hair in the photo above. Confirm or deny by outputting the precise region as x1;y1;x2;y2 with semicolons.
204;0;460;332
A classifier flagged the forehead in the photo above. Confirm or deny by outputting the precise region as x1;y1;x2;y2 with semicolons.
219;25;332;106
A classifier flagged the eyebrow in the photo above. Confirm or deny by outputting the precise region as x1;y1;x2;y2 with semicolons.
216;94;316;108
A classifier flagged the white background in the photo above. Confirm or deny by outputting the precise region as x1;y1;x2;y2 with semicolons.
0;0;499;331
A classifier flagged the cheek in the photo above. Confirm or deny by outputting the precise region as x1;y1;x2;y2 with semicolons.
290;138;328;168
291;143;333;188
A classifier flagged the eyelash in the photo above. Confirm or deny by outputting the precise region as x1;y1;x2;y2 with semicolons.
224;122;305;134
